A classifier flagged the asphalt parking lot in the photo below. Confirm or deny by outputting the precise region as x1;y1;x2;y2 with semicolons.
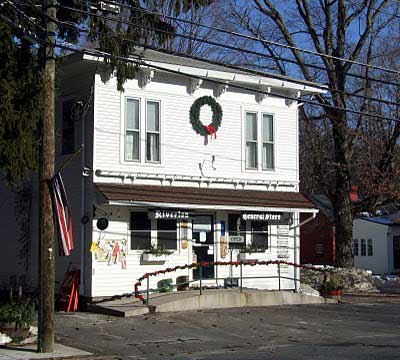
55;301;400;359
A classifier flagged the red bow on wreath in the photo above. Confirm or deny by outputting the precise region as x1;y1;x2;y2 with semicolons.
205;125;217;140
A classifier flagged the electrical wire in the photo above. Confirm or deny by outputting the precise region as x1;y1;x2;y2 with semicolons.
72;0;400;75
53;41;400;123
1;4;399;122
15;0;400;88
48;16;400;109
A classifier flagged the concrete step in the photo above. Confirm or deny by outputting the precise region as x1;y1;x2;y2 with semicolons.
87;289;336;317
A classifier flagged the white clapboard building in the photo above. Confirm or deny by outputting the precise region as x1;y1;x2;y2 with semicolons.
0;49;325;299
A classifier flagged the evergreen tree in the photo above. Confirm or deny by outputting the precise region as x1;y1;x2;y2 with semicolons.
0;0;211;185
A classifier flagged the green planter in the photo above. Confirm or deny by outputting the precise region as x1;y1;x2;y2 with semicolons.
157;279;173;293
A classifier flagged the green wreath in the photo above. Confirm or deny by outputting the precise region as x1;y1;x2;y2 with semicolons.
189;96;223;138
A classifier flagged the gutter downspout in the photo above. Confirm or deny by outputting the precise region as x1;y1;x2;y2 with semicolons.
290;211;318;292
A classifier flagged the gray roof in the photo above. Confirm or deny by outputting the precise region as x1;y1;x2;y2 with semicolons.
305;194;334;221
132;48;325;90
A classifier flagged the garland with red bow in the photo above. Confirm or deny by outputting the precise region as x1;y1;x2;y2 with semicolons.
134;260;329;302
189;96;222;142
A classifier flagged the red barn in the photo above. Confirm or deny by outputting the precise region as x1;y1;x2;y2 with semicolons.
300;194;336;266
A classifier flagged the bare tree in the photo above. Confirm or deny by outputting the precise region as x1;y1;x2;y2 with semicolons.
225;0;400;267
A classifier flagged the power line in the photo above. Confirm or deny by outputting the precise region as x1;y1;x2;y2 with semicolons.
17;0;400;87
49;17;400;109
1;5;399;121
40;5;400;109
53;41;400;123
75;0;400;75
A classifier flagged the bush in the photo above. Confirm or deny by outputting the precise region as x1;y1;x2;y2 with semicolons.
0;299;36;328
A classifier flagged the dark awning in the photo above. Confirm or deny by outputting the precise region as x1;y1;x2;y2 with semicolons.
96;183;317;213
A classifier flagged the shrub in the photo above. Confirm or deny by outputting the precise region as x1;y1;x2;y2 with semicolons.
0;299;36;328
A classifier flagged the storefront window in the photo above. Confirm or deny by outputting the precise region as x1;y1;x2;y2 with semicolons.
157;219;177;250
228;214;246;249
130;212;151;250
251;221;269;249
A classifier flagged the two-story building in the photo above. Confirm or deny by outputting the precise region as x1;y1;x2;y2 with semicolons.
0;49;325;300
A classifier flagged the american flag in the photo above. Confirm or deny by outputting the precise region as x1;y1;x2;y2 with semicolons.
50;173;74;256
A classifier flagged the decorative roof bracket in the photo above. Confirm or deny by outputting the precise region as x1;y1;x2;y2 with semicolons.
285;91;301;107
216;83;229;97
256;86;271;103
138;69;154;88
188;78;203;95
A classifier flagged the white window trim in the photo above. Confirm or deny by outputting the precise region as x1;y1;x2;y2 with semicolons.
242;107;277;173
353;238;359;257
361;238;367;256
244;111;258;170
120;95;163;166
367;238;373;257
145;99;161;164
261;112;275;171
124;97;141;162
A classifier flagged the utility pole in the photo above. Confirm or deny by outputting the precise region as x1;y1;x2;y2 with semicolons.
38;0;56;353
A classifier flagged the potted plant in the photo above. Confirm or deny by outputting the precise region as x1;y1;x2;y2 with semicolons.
238;244;268;261
325;275;344;300
0;299;36;341
142;245;173;262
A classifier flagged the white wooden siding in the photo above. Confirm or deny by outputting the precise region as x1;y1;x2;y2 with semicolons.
91;207;296;297
93;72;299;188
353;219;389;274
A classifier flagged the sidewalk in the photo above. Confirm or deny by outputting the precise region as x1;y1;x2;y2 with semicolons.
0;343;91;360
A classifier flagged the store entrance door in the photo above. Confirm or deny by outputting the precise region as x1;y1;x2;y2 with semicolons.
192;215;215;280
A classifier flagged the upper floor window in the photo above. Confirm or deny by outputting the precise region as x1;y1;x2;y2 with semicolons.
146;101;160;162
125;98;160;163
126;98;140;161
262;114;274;170
245;112;258;169
245;111;274;170
62;99;76;155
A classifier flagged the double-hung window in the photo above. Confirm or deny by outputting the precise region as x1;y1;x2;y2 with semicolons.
125;98;161;163
262;114;274;170
245;111;274;170
367;239;373;256
361;238;366;256
353;239;359;256
125;99;140;161
146;101;160;162
245;112;258;169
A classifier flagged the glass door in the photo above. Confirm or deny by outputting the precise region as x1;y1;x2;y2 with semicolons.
192;215;215;279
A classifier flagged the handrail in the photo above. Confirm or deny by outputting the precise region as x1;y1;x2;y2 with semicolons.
134;261;330;305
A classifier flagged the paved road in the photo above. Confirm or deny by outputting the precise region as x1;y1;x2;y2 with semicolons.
55;302;400;359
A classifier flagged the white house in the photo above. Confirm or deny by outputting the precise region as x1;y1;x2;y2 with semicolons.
0;49;325;300
353;216;400;275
